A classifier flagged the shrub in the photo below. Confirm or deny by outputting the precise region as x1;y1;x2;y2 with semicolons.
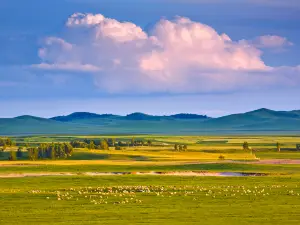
218;155;225;160
115;146;122;150
243;142;249;150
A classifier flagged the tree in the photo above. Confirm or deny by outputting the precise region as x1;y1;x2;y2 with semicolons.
147;140;152;146
5;138;13;146
179;145;183;151
56;144;67;159
131;137;135;147
50;147;56;160
88;141;96;150
243;142;249;151
100;140;109;150
276;142;281;152
0;138;12;147
17;147;23;158
8;151;17;161
70;140;87;148
27;147;38;161
108;138;116;147
64;143;73;156
174;144;178;151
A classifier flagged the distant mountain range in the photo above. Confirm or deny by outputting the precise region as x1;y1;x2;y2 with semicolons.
1;109;300;135
51;112;210;122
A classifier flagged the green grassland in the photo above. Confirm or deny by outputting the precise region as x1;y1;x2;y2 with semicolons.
6;135;300;162
1;135;300;224
1;176;300;225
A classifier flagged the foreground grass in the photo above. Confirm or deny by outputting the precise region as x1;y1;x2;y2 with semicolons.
1;135;299;224
1;175;300;225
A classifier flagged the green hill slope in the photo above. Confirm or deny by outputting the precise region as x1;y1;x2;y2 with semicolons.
202;108;300;130
1;109;300;135
0;116;79;135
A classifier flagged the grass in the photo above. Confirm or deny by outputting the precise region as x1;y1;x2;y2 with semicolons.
1;135;300;224
1;163;300;174
1;176;300;224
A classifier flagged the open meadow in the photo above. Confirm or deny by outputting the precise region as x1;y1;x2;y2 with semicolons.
1;135;300;224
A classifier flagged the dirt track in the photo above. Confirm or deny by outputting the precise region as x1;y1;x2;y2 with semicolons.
1;159;300;168
247;159;300;164
0;171;265;178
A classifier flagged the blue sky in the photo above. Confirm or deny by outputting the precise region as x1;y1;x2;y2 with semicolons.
0;0;299;118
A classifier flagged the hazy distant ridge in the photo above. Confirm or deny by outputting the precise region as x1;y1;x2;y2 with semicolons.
1;108;300;135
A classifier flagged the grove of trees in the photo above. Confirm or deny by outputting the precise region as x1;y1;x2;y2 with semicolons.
70;139;110;150
174;144;187;151
70;138;152;150
27;143;73;161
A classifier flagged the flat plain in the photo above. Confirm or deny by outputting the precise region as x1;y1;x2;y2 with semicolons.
1;135;300;224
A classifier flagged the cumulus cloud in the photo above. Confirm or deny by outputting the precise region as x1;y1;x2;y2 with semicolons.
66;13;147;42
33;13;299;94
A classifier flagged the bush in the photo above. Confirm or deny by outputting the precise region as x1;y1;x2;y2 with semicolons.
115;146;122;150
243;142;249;150
218;155;225;160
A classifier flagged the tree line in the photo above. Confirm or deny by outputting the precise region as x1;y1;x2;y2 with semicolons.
8;143;73;161
70;138;153;150
243;141;285;152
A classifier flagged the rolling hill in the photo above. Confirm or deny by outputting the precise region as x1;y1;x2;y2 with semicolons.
51;112;119;122
202;108;300;130
0;109;300;135
50;112;209;122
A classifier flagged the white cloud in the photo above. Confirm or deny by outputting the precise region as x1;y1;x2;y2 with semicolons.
157;0;300;8
66;13;147;42
67;13;105;26
33;13;300;94
31;63;101;72
248;35;293;49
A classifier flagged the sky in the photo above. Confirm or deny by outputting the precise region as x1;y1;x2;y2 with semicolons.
0;0;300;118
